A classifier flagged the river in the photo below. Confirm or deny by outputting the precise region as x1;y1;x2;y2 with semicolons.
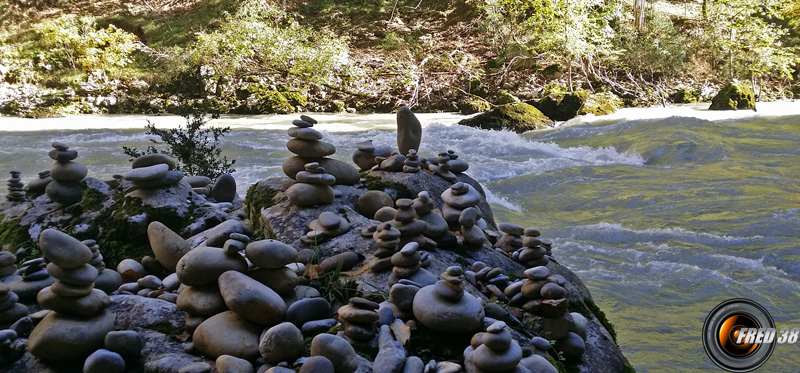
1;103;799;372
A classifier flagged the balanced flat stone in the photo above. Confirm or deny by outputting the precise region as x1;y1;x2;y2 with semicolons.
218;270;287;326
132;153;176;170
288;127;324;141
245;240;298;269
123;164;169;181
50;161;88;182
176;247;248;286
28;310;115;361
286;139;336;158
39;229;93;269
148;221;192;273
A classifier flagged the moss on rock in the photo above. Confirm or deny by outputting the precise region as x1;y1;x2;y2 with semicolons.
672;88;700;103
458;102;553;133
0;215;35;255
457;99;492;115
495;90;520;105
363;174;413;200
709;82;755;111
243;182;279;239
581;92;622;116
530;84;588;121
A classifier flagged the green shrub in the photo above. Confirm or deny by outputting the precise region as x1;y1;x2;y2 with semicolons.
34;15;141;72
122;106;236;178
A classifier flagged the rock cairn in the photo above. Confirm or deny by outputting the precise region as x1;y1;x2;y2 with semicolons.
352;140;392;171
412;266;484;333
25;170;52;196
0;283;28;328
513;229;550;267
0;251;16;278
446;150;469;174
45;142;87;206
185;175;212;196
302;211;350;245
10;257;54;299
6;171;25;202
123;154;183;189
441;182;482;226
370;223;401;272
389;198;436;251
211;174;237;202
82;239;122;294
413;191;449;240
388;242;436;287
246;239;300;297
403;149;421;173
28;229;115;361
375;152;406;172
460;207;490;249
286;162;336;207
497;223;524;253
464;321;523;373
469;262;512;302
338;297;380;341
428;152;457;182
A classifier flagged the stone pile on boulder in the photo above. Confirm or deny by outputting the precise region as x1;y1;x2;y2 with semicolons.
301;211;350;245
441;182;484;227
25;170;52;196
513;229;550;267
428;152;457;182
459;207;490;249
496;223;524;253
185;175;212;196
45;142;87;206
352;140;392;171
283;115;359;185
82;239;122;294
403;149;421;173
6;171;25;202
0;251;16;278
388;198;436;251
370;223;401;272
375;151;406;172
388;243;436;287
123;154;183;189
286;162;336;207
28;229;115;361
446;150;469;174
464;321;524;373
8;258;54;299
338;297;380;341
0;283;28;328
469;262;512;301
412;191;449;240
412;266;484;333
223;232;250;255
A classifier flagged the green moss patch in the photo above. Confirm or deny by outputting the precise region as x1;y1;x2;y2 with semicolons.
363;175;413;200
244;182;279;240
569;297;617;344
80;184;108;212
0;215;35;257
709;82;755;111
458;102;554;133
457;99;492;115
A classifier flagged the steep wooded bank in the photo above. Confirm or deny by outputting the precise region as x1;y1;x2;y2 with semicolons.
0;0;798;118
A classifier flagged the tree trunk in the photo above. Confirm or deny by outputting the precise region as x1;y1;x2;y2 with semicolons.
634;0;647;34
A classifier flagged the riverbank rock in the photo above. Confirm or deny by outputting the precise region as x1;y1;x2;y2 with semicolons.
709;82;756;111
458;103;553;133
529;87;588;121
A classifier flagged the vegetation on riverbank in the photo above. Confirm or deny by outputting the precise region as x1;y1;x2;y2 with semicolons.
0;0;798;117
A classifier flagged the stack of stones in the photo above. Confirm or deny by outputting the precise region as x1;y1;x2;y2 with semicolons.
0;252;16;278
464;321;523;373
428;152;457;182
0;283;27;328
403;149;421;173
186;176;212;196
375;152;406;172
338;297;380;341
284;115;333;175
496;223;524;254
246;239;300;297
45;142;87;206
82;239;122;294
388;243;436;287
413;191;449;240
370;223;401;272
11;258;54;299
513;229;549;267
222;232;250;255
25;170;52;196
515;265;584;357
471;262;511;301
459;207;489;249
441;182;482;227
389;199;436;251
123;154;183;189
302;211;350;245
446;150;469;174
412;266;484;333
6;171;25;202
28;229;115;361
286;162;336;207
352;140;392;171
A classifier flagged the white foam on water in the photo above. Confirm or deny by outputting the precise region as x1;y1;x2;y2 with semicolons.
482;187;522;213
568;222;763;247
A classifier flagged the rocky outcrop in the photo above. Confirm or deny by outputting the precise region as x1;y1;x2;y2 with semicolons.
458;103;554;133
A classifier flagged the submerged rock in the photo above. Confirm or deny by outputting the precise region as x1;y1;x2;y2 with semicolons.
709;82;756;111
458;102;553;133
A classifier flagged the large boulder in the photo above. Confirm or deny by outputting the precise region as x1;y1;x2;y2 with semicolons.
709;82;756;111
458;102;553;133
530;87;588;121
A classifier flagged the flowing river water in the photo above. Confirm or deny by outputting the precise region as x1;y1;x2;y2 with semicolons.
1;103;799;372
